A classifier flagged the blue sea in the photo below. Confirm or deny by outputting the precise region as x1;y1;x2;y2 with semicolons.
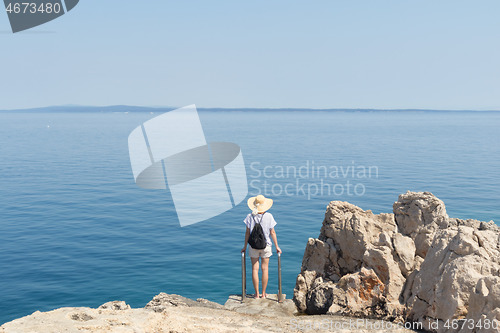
1;110;499;325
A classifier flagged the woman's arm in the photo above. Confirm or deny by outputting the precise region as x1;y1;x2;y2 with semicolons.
241;227;250;252
270;228;282;253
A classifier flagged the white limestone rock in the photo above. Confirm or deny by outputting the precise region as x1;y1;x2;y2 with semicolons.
98;300;131;310
294;200;416;321
294;191;500;332
405;225;500;332
393;191;449;258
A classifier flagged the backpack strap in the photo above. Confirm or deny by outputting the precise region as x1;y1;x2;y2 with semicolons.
251;212;266;225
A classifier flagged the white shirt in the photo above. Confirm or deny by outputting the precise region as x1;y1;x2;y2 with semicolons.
243;212;277;247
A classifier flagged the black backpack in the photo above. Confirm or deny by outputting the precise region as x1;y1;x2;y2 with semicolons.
248;213;267;250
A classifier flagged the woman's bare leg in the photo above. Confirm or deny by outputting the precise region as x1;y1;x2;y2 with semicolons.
261;257;269;298
251;257;260;298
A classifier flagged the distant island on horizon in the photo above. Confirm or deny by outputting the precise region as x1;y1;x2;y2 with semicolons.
1;105;500;113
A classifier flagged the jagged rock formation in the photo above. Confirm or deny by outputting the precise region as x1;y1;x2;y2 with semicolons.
98;300;131;310
405;219;500;331
294;191;500;332
465;276;500;329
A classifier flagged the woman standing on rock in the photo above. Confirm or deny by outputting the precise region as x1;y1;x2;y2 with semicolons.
241;195;282;299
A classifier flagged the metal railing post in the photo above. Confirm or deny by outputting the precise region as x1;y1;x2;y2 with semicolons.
278;252;283;303
241;251;246;302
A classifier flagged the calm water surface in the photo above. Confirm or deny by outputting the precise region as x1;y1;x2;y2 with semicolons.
0;110;499;324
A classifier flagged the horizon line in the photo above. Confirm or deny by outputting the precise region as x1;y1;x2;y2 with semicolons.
1;105;500;113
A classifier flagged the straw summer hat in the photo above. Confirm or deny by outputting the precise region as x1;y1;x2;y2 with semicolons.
247;194;273;214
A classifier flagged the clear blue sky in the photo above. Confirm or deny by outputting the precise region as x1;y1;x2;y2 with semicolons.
1;0;500;110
